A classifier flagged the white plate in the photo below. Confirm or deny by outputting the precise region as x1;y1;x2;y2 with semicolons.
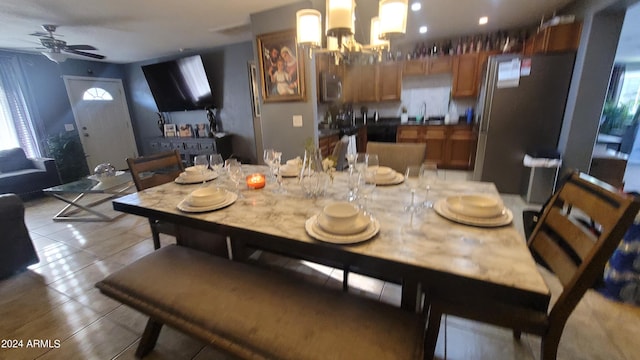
279;168;299;178
446;195;504;218
177;191;237;213
376;173;404;186
434;199;513;227
305;214;380;244
174;171;219;184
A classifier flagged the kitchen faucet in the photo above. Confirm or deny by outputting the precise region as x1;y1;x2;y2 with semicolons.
418;102;426;122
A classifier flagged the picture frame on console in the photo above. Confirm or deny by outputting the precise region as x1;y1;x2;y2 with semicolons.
179;124;193;138
257;29;305;103
163;124;177;137
195;123;208;138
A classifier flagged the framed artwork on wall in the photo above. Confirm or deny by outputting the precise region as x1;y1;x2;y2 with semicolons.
256;29;305;103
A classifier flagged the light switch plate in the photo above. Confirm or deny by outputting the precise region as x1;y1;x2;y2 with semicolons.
64;124;75;131
293;115;303;127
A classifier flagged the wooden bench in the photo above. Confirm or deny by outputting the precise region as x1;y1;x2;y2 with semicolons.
96;245;426;359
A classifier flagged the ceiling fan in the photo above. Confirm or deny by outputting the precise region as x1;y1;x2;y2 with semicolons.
30;24;105;63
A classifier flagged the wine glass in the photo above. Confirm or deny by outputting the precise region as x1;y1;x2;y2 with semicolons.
263;149;275;180
420;161;439;208
225;159;243;196
193;155;209;185
359;168;377;213
355;153;368;174
346;153;357;171
272;151;286;194
366;153;379;174
347;167;361;202
209;154;223;174
404;166;423;213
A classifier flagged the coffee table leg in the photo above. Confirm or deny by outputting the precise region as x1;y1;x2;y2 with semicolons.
49;193;116;222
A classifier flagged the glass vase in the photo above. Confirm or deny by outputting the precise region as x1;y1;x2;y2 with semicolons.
299;148;329;198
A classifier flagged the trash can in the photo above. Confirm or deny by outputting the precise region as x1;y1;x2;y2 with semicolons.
521;150;562;204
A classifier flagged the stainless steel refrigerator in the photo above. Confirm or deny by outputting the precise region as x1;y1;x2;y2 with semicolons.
472;53;575;194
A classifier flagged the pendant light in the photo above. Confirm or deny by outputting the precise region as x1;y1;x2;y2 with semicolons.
369;17;389;48
326;0;355;38
296;9;322;48
379;0;408;39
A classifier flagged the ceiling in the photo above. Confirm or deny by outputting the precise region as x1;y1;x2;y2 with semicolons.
0;0;637;64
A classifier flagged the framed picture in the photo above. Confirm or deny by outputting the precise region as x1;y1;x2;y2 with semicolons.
248;62;261;117
178;124;193;138
163;123;177;137
195;123;208;138
257;29;305;103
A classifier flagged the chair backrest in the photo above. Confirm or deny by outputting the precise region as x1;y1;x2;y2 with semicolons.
365;141;426;173
126;150;185;191
331;136;349;171
528;172;639;324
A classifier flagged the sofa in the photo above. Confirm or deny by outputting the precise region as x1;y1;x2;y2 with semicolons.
0;193;39;279
0;147;61;200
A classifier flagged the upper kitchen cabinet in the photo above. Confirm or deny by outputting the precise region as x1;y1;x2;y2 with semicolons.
452;53;480;98
378;62;402;101
344;62;401;103
525;22;582;55
402;57;452;76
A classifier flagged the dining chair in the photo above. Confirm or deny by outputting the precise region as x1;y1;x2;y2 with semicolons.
126;150;185;249
424;172;640;360
366;141;426;173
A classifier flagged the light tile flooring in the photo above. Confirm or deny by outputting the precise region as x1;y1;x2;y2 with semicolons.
1;183;639;360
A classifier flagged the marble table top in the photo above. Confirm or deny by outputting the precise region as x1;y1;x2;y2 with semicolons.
113;165;550;308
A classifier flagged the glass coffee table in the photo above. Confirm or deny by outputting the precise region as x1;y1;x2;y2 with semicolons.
43;171;134;222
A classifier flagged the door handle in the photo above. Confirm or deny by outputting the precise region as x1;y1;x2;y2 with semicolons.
84;133;90;137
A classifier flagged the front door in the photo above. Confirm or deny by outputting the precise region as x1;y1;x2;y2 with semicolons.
63;76;138;171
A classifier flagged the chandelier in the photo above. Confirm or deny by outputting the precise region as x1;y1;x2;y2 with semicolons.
296;0;407;61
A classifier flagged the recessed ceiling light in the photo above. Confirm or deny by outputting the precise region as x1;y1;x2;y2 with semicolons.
419;26;428;34
411;2;421;11
479;16;488;25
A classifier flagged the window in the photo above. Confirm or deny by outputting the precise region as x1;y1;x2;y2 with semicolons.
82;87;113;101
618;69;640;115
0;56;41;157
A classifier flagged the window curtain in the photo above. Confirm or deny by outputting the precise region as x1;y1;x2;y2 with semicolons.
0;55;42;157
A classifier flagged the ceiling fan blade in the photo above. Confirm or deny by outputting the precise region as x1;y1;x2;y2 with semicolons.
29;32;50;37
65;44;97;51
64;49;105;59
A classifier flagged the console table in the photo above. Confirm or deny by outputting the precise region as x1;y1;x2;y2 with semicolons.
147;133;232;165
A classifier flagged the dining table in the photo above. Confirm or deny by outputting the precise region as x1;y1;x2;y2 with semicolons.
111;164;550;314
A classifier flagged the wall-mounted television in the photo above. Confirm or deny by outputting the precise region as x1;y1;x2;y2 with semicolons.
142;55;214;112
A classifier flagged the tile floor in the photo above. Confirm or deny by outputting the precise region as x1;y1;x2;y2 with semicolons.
1;185;639;360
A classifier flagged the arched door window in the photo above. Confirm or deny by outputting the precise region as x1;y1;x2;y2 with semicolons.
82;87;114;101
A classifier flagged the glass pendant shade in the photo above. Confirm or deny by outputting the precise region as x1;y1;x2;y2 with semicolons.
379;0;408;39
370;17;389;47
326;0;355;37
42;50;67;63
296;9;322;47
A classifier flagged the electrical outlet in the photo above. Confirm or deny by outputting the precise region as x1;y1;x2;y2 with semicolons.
293;115;303;127
64;124;75;131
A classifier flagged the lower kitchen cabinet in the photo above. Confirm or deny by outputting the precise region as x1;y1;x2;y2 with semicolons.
396;124;476;170
319;133;340;158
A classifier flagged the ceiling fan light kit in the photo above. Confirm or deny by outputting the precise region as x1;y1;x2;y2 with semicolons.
32;24;105;63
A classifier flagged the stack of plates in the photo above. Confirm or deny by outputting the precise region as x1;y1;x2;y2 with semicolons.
177;188;237;212
305;202;379;244
174;170;218;184
278;164;300;177
434;194;513;227
374;166;404;185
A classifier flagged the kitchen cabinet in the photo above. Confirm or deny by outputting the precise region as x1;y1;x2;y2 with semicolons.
402;57;452;76
344;63;401;102
527;22;582;55
378;63;402;101
319;133;340;158
396;124;476;169
356;126;368;153
452;53;480;98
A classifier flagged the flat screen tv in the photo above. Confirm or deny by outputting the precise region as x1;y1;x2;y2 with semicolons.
142;55;214;112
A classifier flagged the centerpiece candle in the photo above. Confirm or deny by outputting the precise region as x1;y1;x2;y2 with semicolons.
246;173;266;189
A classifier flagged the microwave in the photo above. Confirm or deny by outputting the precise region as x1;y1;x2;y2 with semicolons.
321;72;342;102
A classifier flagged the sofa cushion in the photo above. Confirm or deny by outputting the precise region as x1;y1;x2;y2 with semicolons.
0;148;33;172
